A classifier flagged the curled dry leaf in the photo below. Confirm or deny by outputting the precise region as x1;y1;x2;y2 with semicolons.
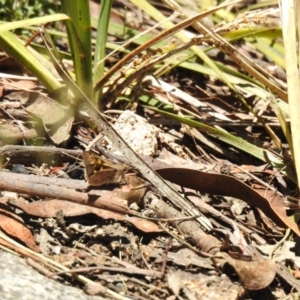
0;207;40;252
156;168;299;236
118;175;148;205
25;92;73;144
216;252;277;290
11;199;162;233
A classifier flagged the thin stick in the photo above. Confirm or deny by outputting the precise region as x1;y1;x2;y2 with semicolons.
85;133;104;152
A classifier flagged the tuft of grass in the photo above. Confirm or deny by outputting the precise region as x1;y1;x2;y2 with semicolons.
0;0;296;182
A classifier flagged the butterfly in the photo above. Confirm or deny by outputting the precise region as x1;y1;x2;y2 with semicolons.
82;151;128;187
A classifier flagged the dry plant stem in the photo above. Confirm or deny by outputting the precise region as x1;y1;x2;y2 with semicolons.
142;215;202;222
138;242;152;270
138;288;159;300
95;12;179;70
0;170;202;222
160;239;172;275
157;221;214;258
94;0;240;92
163;0;287;103
79;96;213;230
222;34;285;93
85;133;104;151
255;207;279;233
233;165;278;192
27;258;59;280
0;244;19;255
192;197;266;245
269;228;290;258
0;170;87;190
51;264;162;278
204;34;287;102
148;195;221;253
0;171;132;214
126;277;168;295
276;262;300;293
0;145;82;165
280;0;300;188
102;37;201;101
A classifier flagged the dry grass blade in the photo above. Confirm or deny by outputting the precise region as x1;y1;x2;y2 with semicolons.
163;1;287;102
280;0;300;188
94;0;240;92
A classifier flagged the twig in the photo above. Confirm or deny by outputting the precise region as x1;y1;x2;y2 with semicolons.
269;228;291;258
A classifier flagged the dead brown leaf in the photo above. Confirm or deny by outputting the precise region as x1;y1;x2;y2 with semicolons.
0;206;40;252
12;199;162;233
2;79;37;91
156;168;299;236
218;252;277;290
0;122;39;145
25;92;73;144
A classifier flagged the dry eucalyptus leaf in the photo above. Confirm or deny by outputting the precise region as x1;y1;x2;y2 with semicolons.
13;199;161;233
0;207;40;252
156;167;299;235
218;252;277;290
25;92;73;144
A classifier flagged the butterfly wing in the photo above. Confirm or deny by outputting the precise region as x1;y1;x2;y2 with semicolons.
82;151;126;186
88;169;123;186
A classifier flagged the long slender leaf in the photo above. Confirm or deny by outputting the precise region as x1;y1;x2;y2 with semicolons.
93;0;113;106
0;31;62;92
61;0;93;101
0;14;69;33
139;97;284;167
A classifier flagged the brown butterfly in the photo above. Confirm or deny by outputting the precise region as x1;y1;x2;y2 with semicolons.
82;151;128;187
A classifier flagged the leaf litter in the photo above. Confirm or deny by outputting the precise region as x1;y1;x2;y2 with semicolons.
0;1;298;299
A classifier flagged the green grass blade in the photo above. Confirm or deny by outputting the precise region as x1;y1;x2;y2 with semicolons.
0;14;69;33
153;107;284;165
249;37;285;69
93;0;113;106
130;0;235;94
0;31;62;92
138;94;284;167
61;0;93;101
